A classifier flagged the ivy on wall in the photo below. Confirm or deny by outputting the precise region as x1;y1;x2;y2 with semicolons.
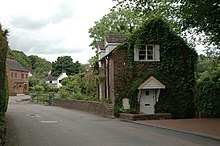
114;17;197;118
0;25;9;141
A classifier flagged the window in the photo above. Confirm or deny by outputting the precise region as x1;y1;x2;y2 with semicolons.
50;81;52;83
145;91;149;95
59;80;61;83
21;74;24;79
134;44;160;61
15;73;17;78
11;73;13;78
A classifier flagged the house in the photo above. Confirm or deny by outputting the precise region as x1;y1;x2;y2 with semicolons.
46;72;68;88
97;18;197;118
6;59;29;96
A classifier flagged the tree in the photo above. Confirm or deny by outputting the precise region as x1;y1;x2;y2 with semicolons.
180;0;220;50
28;55;52;78
88;8;143;49
113;0;220;52
195;62;220;117
51;56;81;76
7;49;32;68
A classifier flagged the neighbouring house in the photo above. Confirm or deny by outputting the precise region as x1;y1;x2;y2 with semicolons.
46;71;68;88
6;59;29;96
97;18;197;118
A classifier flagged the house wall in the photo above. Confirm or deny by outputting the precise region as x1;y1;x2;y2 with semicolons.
7;67;29;96
57;73;68;88
109;48;132;101
99;59;107;100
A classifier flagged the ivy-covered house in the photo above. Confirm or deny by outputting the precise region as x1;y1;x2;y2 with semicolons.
97;18;197;118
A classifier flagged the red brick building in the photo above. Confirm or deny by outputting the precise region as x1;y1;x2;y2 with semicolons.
6;59;29;96
97;19;196;115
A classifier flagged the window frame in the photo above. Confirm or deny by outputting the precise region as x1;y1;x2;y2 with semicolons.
134;44;160;62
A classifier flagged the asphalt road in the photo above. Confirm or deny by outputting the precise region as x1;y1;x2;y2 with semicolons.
5;96;220;146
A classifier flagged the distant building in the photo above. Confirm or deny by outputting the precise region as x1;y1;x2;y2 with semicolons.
46;72;68;88
6;59;29;96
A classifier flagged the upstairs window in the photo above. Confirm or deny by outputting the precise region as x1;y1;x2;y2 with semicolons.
134;44;160;61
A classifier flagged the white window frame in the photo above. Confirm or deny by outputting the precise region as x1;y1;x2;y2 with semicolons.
134;44;160;62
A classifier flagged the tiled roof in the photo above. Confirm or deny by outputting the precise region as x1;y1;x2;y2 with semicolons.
6;59;28;72
105;34;127;43
47;75;57;81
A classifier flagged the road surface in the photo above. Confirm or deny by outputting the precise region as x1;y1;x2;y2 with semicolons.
5;96;220;146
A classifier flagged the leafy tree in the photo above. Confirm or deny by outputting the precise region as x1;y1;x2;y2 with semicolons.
51;56;82;76
89;8;143;48
195;63;220;117
197;54;219;77
180;0;220;50
113;0;220;52
28;55;52;78
59;73;99;101
29;76;41;88
7;49;32;68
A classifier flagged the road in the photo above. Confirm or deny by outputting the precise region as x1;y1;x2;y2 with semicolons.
5;96;220;146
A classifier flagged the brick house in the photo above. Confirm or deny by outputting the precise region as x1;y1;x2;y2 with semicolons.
6;59;29;96
97;18;197;117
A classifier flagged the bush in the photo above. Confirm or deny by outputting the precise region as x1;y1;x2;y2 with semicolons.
32;85;45;94
195;64;220;117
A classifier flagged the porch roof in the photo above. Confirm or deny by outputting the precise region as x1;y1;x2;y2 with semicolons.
138;76;165;90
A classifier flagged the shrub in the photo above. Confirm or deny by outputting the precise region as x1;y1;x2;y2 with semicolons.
195;64;220;117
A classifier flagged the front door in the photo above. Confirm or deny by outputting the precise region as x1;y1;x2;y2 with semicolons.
140;90;155;114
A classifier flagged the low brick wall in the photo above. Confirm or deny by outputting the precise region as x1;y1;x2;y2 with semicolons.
52;98;114;116
120;113;172;121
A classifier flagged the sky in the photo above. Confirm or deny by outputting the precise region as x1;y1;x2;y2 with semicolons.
0;0;204;64
0;0;116;64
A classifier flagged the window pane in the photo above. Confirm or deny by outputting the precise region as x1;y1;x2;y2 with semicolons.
139;45;146;60
139;55;146;60
147;45;154;60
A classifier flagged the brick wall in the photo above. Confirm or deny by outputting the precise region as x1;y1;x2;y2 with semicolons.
52;98;114;116
6;68;29;95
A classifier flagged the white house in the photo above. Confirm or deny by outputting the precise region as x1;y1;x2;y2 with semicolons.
46;72;68;88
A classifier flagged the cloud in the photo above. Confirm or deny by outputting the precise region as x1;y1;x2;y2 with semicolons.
0;0;115;63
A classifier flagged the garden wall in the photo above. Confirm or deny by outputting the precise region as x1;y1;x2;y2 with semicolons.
52;98;114;117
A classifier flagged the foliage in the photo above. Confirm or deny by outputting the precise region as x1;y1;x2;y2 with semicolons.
29;76;41;88
197;54;219;78
195;63;220;117
113;0;220;53
88;8;143;49
28;55;52;78
32;85;45;94
51;56;82;76
58;73;99;101
0;24;9;142
114;18;197;118
7;49;32;68
7;49;52;79
180;0;220;50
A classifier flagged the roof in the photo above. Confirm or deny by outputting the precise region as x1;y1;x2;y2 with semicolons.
98;42;105;50
138;76;165;89
105;34;127;43
47;76;57;81
6;59;28;72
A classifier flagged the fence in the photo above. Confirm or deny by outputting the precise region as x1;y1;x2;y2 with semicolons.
31;94;53;105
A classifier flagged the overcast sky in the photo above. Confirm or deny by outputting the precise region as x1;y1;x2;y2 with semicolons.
0;0;116;64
